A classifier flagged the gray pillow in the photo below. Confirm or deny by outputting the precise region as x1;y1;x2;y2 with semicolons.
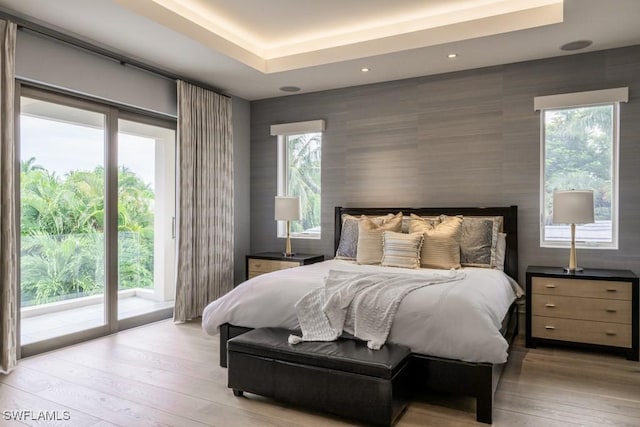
335;214;393;260
335;217;360;260
441;216;502;268
401;215;439;233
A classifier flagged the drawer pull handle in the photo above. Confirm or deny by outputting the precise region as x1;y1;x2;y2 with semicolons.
605;331;617;336
606;288;618;292
545;303;556;308
545;326;555;330
605;309;617;313
545;284;556;289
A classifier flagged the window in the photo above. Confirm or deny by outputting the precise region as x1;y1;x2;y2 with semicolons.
271;120;324;239
535;88;628;249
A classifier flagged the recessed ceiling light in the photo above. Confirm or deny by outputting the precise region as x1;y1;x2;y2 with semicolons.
279;86;301;92
447;53;458;59
361;67;369;72
560;40;593;51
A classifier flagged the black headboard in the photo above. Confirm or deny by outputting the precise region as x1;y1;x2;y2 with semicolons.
334;206;518;281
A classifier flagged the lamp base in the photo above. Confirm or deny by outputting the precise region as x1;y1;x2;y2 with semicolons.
563;266;584;273
282;252;296;257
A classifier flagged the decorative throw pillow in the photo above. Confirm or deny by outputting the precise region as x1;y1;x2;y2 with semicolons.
440;215;503;268
335;213;393;260
410;215;462;269
381;231;424;269
494;232;507;271
401;215;440;233
356;213;403;265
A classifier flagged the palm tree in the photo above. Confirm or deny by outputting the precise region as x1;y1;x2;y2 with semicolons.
118;165;155;289
286;133;321;232
20;159;157;304
544;105;613;221
21;157;45;173
21;231;103;305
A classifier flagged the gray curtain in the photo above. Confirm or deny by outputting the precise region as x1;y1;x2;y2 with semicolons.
0;19;17;374
174;80;234;322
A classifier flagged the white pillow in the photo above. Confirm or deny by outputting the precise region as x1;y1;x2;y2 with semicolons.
381;231;424;269
494;233;507;271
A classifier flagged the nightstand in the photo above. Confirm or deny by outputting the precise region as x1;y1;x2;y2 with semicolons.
526;266;639;361
245;252;325;280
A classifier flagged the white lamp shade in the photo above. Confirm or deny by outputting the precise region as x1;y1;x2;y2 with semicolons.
275;196;301;221
553;190;595;224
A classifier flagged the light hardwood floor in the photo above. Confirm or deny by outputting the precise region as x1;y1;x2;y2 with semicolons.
2;320;639;426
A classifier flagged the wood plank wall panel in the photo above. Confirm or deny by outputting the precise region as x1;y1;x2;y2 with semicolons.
249;46;640;284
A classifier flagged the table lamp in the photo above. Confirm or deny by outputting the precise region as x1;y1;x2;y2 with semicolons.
553;190;595;272
275;196;301;256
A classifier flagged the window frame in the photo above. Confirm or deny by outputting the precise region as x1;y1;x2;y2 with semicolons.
116;114;177;315
271;120;324;240
536;88;627;250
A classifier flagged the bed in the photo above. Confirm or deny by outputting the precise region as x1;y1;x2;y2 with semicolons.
204;206;520;424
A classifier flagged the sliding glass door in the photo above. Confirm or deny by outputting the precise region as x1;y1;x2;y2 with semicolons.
117;118;176;320
20;95;107;345
19;86;176;354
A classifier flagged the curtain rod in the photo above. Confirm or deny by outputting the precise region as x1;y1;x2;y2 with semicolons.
0;10;231;99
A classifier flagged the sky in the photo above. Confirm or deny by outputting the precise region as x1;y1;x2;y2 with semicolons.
21;116;157;188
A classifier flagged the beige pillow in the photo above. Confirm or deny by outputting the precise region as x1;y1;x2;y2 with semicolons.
381;231;424;269
356;213;403;265
410;214;462;269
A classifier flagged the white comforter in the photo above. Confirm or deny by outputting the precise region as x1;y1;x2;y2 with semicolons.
202;260;523;364
291;269;466;349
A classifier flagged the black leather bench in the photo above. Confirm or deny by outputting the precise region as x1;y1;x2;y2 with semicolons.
227;328;412;426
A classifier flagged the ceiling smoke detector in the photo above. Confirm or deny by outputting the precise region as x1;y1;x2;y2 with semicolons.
560;40;593;51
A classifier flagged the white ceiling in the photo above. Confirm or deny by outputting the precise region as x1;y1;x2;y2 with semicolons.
1;0;639;100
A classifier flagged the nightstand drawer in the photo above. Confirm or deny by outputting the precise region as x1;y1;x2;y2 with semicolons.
248;258;299;274
531;294;631;324
245;253;325;281
532;277;632;300
532;316;632;348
